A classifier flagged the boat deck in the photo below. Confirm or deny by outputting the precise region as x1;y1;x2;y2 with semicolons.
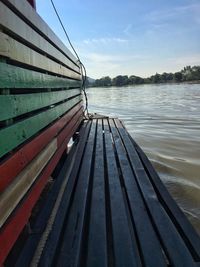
13;118;200;267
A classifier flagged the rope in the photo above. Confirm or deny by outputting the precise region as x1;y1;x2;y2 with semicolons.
50;0;90;119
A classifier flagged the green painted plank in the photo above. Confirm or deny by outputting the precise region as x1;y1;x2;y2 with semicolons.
0;32;81;80
0;63;81;89
0;95;82;158
0;2;80;73
0;89;81;121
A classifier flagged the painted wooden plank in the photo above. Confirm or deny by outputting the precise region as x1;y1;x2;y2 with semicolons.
15;140;80;267
2;0;78;65
0;63;81;89
128;132;200;260
0;95;81;158
103;119;141;267
0;104;83;193
56;120;97;267
0;2;80;73
86;119;107;267
112;119;195;266
0;139;69;266
38;121;92;267
0;114;82;230
0;32;81;80
0;88;81;121
0;139;57;228
57;110;83;147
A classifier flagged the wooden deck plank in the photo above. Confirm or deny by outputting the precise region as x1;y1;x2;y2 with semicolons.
103;119;141;267
38;121;92;267
0;89;81;121
54;120;97;267
0;2;80;73
85;119;107;267
0;63;81;89
2;0;78;65
130;135;200;260
3;118;199;266
0;95;81;158
113;119;196;267
0;32;81;80
0;104;83;193
108;119;167;267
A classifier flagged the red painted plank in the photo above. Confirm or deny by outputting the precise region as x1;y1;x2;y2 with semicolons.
0;103;83;193
0;118;82;265
57;108;83;147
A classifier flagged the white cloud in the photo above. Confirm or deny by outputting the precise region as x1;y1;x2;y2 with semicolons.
123;24;133;37
146;3;200;23
82;37;128;45
167;54;200;67
78;51;153;78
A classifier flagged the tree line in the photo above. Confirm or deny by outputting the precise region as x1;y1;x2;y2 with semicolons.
89;65;200;87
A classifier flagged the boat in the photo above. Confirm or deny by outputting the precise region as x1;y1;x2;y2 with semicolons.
0;0;199;266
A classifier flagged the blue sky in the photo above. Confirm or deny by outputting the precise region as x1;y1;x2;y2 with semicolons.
36;0;200;78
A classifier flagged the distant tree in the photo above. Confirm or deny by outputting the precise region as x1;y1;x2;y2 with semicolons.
102;76;112;86
174;72;183;82
150;73;162;83
128;75;144;84
93;65;200;87
94;76;112;87
112;75;129;86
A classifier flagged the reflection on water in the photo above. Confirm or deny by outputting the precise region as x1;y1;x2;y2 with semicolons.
87;83;200;234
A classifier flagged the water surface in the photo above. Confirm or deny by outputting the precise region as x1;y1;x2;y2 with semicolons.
87;83;200;234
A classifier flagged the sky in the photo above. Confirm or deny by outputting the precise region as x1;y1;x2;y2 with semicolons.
36;0;200;79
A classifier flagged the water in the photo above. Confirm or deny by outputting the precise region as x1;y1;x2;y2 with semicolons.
87;83;200;235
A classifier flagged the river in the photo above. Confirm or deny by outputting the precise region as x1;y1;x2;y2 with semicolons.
86;83;200;235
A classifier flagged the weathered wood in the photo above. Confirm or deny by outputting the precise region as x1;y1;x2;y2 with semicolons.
0;2;80;73
1;0;78;65
112;119;195;267
56;120;97;267
0;104;83;193
0;88;81;121
39;121;92;267
0;139;57;228
15;141;80;267
108;119;167;267
0;95;81;158
57;110;83;147
103;119;141;267
0;63;81;89
86;119;107;267
0;139;69;266
128;130;200;260
5;118;199;267
0;32;81;80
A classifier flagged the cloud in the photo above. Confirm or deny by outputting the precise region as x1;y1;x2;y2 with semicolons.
77;51;153;78
123;24;133;37
146;3;200;23
167;54;200;67
82;37;128;45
